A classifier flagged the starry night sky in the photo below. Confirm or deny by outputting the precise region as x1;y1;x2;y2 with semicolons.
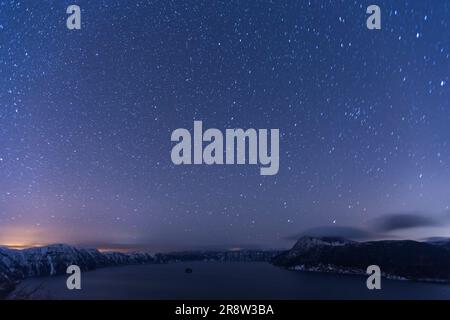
0;1;449;251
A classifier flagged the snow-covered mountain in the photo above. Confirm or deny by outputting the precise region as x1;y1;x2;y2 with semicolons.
0;244;156;297
272;236;450;282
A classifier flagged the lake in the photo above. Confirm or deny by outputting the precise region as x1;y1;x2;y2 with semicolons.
8;262;450;299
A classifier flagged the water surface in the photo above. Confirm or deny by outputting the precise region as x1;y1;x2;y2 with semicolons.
9;262;450;299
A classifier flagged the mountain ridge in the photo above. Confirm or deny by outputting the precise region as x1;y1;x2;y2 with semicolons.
0;244;157;298
272;236;450;282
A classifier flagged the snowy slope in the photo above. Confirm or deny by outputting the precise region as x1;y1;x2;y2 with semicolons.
0;244;156;297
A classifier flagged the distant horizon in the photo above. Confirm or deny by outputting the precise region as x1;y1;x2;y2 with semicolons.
0;240;291;253
3;232;450;253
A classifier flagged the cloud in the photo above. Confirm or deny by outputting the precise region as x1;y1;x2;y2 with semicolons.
371;212;438;232
285;212;449;243
286;226;375;241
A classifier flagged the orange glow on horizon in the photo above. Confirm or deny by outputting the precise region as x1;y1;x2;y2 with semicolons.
2;243;45;250
0;225;57;250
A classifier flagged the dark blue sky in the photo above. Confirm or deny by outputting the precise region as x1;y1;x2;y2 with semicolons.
0;1;449;251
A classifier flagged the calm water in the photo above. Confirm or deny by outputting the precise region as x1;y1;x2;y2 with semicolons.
8;262;450;299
